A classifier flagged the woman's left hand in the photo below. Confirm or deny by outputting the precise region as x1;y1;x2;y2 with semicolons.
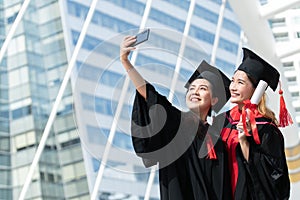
237;118;250;161
237;118;251;141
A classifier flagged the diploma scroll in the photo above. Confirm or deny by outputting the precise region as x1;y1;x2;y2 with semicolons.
251;80;268;105
239;80;268;140
243;80;268;119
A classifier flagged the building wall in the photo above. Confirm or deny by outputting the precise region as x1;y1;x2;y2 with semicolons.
270;7;300;133
269;5;300;197
61;0;241;199
7;0;299;199
0;0;89;199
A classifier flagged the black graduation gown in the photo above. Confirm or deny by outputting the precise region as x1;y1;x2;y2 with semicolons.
131;83;232;200
220;106;290;200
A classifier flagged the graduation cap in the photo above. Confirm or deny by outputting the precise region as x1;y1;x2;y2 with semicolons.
185;60;230;113
238;47;293;127
237;48;280;91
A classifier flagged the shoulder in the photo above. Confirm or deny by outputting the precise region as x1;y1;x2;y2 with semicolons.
215;110;231;125
256;117;279;131
256;117;284;142
214;111;228;122
209;112;228;132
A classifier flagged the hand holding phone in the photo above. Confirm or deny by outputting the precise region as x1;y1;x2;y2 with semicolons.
130;29;150;47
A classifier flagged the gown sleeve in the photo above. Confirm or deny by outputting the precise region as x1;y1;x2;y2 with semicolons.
131;83;183;167
244;122;290;199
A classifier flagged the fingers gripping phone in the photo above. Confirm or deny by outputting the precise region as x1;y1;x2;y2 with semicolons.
131;29;150;46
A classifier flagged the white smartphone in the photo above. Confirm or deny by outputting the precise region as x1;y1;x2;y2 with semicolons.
131;29;150;46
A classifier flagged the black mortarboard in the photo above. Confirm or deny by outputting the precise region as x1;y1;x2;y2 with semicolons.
185;60;231;113
238;47;293;127
237;48;280;91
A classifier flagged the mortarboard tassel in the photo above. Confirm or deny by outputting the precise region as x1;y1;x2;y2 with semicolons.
278;81;293;127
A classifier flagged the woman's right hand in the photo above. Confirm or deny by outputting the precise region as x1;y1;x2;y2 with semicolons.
119;36;147;99
120;36;136;63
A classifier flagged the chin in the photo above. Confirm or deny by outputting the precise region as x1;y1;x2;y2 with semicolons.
230;98;240;104
187;104;199;112
230;100;237;104
187;105;197;110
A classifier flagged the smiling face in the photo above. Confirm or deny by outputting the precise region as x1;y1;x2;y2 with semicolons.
230;70;255;108
186;78;218;120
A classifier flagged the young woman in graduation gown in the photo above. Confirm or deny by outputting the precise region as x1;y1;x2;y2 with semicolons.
220;47;290;199
120;35;232;200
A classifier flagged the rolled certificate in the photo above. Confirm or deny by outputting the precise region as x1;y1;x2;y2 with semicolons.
241;80;268;140
251;80;268;105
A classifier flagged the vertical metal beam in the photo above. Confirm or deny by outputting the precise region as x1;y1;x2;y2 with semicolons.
167;0;196;102
18;0;99;199
90;1;153;199
210;0;226;66
0;0;31;65
144;165;157;200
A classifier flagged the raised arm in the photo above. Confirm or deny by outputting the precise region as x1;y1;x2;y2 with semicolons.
120;36;147;99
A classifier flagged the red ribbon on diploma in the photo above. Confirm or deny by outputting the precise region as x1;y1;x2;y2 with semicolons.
241;99;260;144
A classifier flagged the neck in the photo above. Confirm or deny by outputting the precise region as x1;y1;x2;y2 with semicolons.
192;109;208;122
237;102;244;110
200;113;207;122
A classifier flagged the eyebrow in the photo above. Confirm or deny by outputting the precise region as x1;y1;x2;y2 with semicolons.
190;84;209;88
232;77;246;83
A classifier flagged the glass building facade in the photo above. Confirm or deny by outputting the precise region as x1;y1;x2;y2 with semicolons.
60;0;241;199
0;0;89;199
2;0;299;199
